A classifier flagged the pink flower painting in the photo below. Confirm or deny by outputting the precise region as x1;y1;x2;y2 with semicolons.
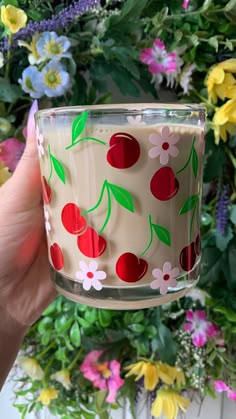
0;138;25;171
148;126;180;164
140;39;176;75
76;260;106;291
183;310;217;347
151;262;179;295
80;350;124;403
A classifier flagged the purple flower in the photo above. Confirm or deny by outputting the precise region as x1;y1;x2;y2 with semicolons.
1;0;101;51
183;310;217;347
140;39;176;75
182;0;190;8
216;184;229;235
80;350;124;403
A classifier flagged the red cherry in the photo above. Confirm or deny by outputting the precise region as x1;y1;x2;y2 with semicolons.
116;252;148;283
77;227;106;258
50;243;64;270
107;132;140;169
194;234;201;256
180;242;196;271
42;176;52;204
150;167;179;201
61;203;87;235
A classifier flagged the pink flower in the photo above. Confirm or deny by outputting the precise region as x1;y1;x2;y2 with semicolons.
182;0;190;9
183;310;217;347
140;39;176;75
76;260;106;291
0;138;25;171
214;381;236;401
148;126;180;164
151;262;179;295
80;350;124;403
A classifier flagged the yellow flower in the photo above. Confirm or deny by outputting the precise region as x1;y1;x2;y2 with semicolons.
0;161;10;186
18;34;43;64
205;59;236;103
37;387;59;406
151;388;191;419
18;357;44;380
1;5;27;34
125;360;174;391
173;367;185;388
50;369;71;390
213;98;236;143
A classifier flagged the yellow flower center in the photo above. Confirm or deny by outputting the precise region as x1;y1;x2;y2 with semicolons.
96;362;112;379
45;40;63;56
44;70;62;88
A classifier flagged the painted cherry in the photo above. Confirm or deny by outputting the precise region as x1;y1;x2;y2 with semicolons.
107;132;140;169
61;203;87;235
179;242;196;271
150;167;179;201
42;176;52;204
50;243;64;270
116;252;148;283
194;233;201;256
77;227;106;257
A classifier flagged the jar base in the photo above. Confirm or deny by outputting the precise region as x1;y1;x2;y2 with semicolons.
52;265;200;310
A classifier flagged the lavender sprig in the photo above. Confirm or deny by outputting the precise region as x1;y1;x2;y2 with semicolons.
216;184;230;235
0;0;101;51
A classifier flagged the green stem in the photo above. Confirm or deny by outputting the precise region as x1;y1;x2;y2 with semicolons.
176;136;195;175
165;7;225;21
140;214;153;256
66;137;106;150
82;180;108;214
68;348;83;371
99;185;112;233
47;145;53;183
43;357;54;386
5;33;12;78
36;342;55;360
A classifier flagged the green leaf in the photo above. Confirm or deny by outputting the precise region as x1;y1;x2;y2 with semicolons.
50;154;66;184
55;315;73;333
224;0;236;12
95;390;107;412
98;310;112;328
108;183;134;212
215;227;233;251
213;306;236;322
152;323;177;365
179;194;199;215
129;324;145;333
0;78;22;103
230;205;236;224
192;146;198;178
71;111;88;144
152;223;171;247
69;322;81;347
37;317;53;334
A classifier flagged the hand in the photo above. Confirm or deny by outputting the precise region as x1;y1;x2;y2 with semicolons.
0;105;57;328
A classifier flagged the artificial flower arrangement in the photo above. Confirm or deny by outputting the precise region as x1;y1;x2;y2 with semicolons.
0;1;236;418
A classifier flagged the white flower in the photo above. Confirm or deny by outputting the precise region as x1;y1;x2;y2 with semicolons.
151;262;180;295
127;115;145;125
36;126;45;157
148;126;180;164
186;288;209;306
179;63;196;94
18;356;44;380
44;206;51;235
76;260;106;291
50;369;71;390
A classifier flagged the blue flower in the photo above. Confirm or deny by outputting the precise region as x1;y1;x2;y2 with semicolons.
35;60;71;97
36;31;71;60
18;66;44;98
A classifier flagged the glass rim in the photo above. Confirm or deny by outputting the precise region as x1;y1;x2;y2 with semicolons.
35;103;207;119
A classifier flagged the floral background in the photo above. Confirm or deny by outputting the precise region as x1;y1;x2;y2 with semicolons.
0;0;236;418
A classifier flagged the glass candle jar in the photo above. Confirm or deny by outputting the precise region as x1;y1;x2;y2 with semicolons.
35;103;206;309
